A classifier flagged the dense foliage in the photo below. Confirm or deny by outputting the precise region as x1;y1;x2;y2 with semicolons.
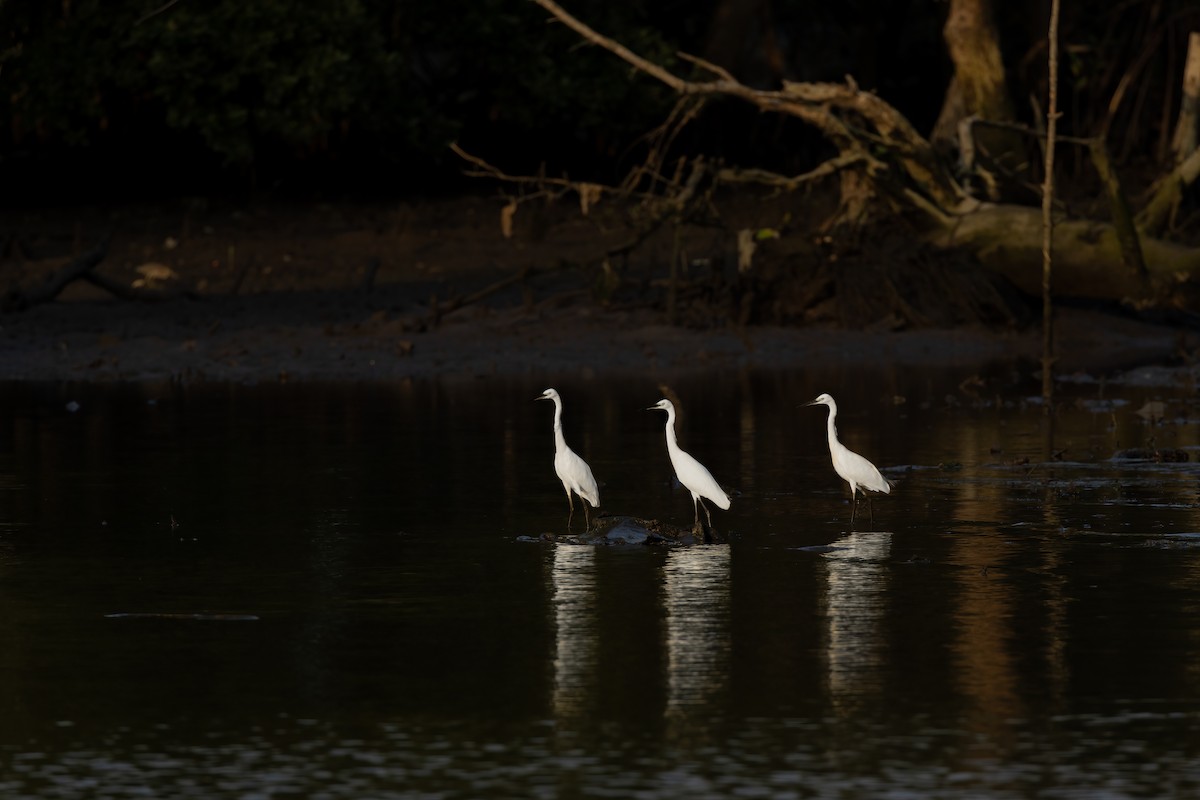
0;0;1194;195
0;0;685;193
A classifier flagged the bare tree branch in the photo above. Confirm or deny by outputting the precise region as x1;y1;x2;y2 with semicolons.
715;154;870;191
530;0;967;215
676;51;737;83
134;0;185;26
449;142;577;191
533;0;695;93
1041;0;1062;405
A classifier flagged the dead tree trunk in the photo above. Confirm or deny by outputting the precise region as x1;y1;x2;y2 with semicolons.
1141;32;1200;236
1170;31;1200;165
931;0;1024;177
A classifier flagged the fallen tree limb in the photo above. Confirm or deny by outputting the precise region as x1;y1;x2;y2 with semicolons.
2;237;205;309
930;203;1200;300
531;0;963;215
2;238;110;312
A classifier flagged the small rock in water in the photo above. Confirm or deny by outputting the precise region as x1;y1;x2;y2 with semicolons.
529;514;718;546
605;518;649;545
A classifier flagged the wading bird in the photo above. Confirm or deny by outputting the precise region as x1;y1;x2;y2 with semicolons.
806;393;892;523
648;398;730;535
536;388;600;531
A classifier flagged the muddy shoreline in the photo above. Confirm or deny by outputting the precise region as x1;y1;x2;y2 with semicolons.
2;200;1194;386
0;285;1189;384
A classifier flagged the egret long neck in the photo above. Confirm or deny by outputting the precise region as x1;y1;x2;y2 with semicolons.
664;408;681;454
825;406;840;448
552;399;568;452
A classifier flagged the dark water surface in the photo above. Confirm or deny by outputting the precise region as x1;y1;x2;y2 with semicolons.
2;367;1200;798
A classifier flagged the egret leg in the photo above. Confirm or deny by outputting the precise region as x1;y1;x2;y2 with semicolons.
691;496;702;536
700;498;715;540
849;486;858;525
566;491;575;531
582;499;591;531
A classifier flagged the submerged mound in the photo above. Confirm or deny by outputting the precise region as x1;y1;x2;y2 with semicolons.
523;514;725;546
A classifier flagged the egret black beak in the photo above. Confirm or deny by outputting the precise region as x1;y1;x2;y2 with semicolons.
535;395;549;402
804;399;819;406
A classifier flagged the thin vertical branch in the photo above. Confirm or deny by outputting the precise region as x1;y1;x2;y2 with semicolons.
1041;0;1061;411
668;223;681;325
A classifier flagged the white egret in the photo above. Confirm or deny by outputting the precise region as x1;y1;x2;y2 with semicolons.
806;393;892;522
536;388;600;531
648;398;731;535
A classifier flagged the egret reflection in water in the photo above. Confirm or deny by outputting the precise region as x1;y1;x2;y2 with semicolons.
822;531;891;714
5;379;1200;799
663;544;731;716
548;544;598;719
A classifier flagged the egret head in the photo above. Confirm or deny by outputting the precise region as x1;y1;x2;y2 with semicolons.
806;393;835;408
536;388;560;403
647;398;674;413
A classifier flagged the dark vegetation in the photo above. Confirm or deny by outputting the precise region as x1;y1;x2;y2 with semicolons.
2;0;1199;330
2;1;1189;197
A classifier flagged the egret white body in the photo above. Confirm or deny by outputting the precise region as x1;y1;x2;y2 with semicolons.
648;398;730;534
807;393;892;522
537;388;600;530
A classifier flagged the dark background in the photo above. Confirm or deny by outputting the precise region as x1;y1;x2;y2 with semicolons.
2;0;1194;204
